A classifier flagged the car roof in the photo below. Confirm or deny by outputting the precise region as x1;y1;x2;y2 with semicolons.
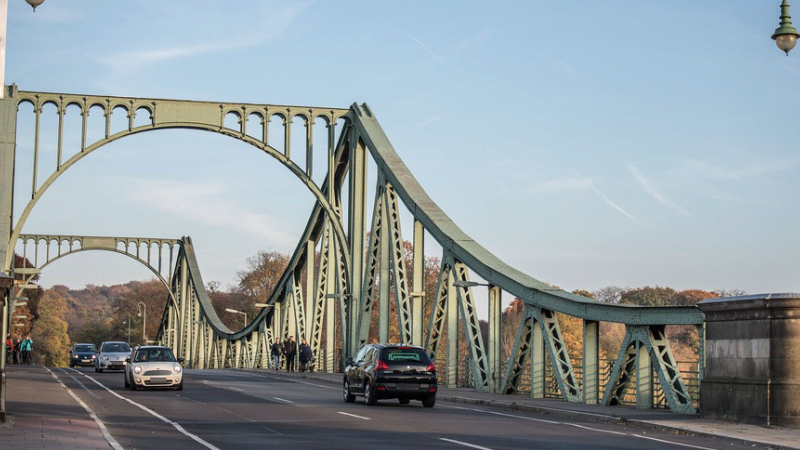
367;343;427;350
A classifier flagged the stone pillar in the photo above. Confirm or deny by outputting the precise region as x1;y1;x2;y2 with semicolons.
698;293;800;427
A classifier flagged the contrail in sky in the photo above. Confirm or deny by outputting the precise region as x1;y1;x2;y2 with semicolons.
575;172;638;222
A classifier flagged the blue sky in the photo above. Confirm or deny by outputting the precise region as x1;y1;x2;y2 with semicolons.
6;1;799;301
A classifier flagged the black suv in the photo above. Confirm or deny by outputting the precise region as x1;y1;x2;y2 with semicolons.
343;343;437;407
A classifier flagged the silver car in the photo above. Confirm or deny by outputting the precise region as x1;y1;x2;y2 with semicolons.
124;345;184;390
95;341;131;372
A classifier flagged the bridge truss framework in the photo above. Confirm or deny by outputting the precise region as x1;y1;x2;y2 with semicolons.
0;87;703;414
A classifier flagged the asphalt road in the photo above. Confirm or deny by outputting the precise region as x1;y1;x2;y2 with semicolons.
54;367;767;450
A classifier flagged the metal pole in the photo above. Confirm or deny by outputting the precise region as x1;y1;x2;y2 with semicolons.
0;0;7;100
138;302;146;343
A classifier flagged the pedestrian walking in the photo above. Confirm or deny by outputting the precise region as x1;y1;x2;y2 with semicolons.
271;338;284;370
5;335;11;364
20;334;33;365
284;336;297;372
12;337;20;364
298;338;313;372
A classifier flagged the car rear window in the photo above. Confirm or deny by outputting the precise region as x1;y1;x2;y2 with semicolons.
381;348;431;363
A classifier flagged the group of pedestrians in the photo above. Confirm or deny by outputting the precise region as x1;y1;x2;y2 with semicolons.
270;336;314;372
5;334;34;365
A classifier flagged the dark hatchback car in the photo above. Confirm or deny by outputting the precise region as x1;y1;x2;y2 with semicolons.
343;343;437;407
69;343;97;368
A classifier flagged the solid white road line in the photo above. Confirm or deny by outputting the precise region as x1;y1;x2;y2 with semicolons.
82;373;222;450
47;367;124;450
439;437;495;450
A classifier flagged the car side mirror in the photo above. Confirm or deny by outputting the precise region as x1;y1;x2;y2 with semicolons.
345;357;354;366
125;357;131;363
177;358;185;364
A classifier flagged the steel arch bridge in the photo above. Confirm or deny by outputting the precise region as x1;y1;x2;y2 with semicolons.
0;87;703;414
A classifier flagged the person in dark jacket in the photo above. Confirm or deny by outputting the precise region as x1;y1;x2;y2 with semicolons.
298;338;313;372
270;338;284;371
283;336;297;372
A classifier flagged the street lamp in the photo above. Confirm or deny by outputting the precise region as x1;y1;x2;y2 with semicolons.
24;0;45;11
123;312;131;343
225;308;247;327
773;0;800;56
137;302;146;343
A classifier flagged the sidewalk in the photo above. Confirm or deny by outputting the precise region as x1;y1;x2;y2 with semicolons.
1;364;799;450
0;365;115;450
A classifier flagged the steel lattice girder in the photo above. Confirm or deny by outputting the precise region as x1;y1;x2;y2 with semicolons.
602;325;696;414
501;304;582;402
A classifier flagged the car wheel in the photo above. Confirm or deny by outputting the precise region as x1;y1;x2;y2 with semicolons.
343;379;355;403
124;375;130;388
98;368;104;373
399;398;410;405
364;380;377;406
129;379;137;391
422;396;436;408
176;381;183;391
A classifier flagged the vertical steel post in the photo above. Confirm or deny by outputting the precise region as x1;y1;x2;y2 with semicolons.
583;320;599;404
488;285;501;392
446;270;458;387
378;193;390;342
411;219;424;346
636;341;653;409
531;317;545;398
346;130;366;358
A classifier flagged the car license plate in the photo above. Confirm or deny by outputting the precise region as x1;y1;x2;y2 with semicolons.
397;383;420;390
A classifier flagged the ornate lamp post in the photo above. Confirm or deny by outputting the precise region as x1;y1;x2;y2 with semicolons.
773;0;800;55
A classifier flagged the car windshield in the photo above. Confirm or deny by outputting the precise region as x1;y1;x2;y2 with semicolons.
381;347;431;363
134;348;176;362
74;345;95;352
102;343;130;353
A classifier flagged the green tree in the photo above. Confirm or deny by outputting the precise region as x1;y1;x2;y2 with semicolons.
30;290;71;367
620;286;679;306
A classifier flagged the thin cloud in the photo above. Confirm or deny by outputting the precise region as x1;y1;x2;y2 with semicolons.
125;179;296;246
407;33;447;65
529;174;637;222
527;175;592;194
627;164;689;216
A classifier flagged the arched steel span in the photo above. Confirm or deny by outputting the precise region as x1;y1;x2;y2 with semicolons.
1;88;702;414
15;234;180;289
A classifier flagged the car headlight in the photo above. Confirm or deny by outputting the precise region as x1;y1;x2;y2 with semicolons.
133;365;143;374
173;364;182;373
102;355;109;361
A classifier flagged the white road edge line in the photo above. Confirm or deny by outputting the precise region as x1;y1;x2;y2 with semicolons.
46;367;124;450
273;397;294;404
439;437;495;450
337;411;371;420
565;422;627;435
633;434;719;450
81;372;222;450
